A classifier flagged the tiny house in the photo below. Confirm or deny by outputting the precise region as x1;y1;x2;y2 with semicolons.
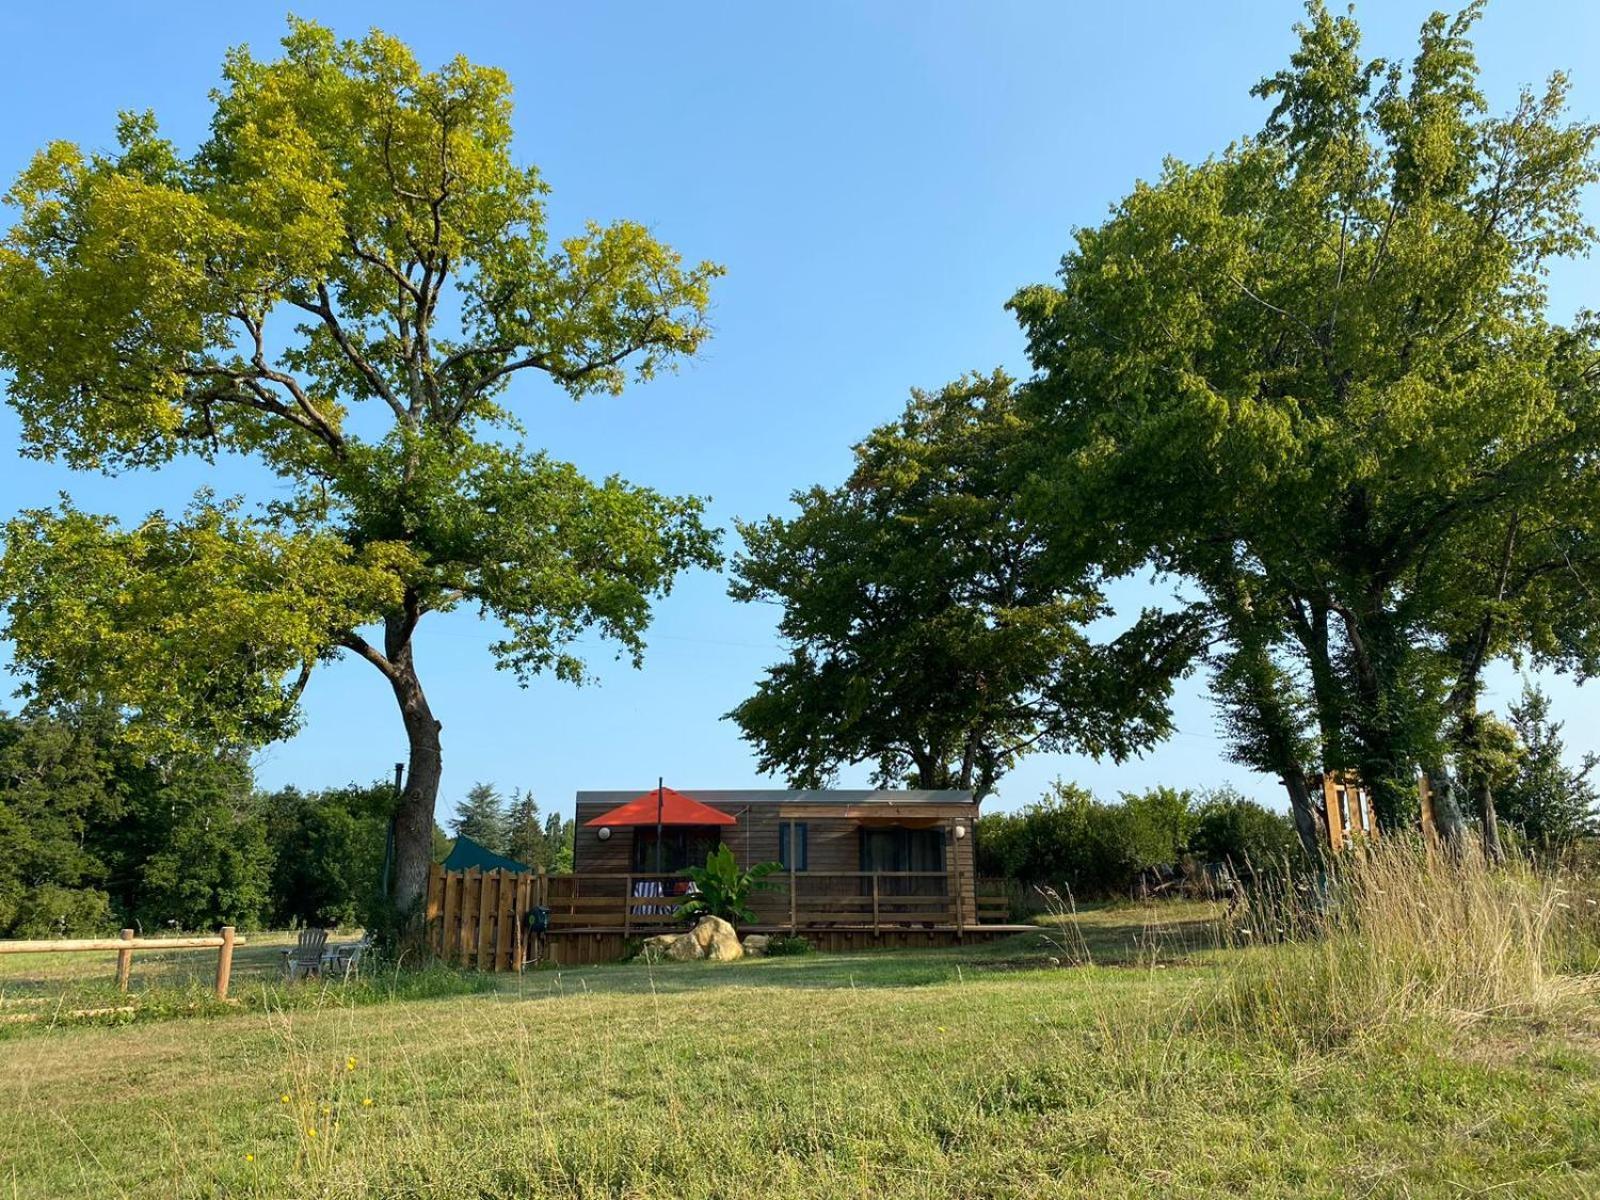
574;787;981;924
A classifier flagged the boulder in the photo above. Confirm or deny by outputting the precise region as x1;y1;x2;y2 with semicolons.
636;934;680;963
742;934;771;957
691;915;743;962
665;933;705;962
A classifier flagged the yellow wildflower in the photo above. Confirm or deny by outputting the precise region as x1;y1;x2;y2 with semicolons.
307;1128;317;1138
346;1057;357;1071
279;1094;291;1104
362;1097;374;1107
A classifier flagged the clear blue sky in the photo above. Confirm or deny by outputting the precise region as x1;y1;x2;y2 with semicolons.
2;2;1597;825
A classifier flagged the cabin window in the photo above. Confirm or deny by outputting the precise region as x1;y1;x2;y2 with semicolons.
632;826;722;873
778;822;808;871
859;826;947;895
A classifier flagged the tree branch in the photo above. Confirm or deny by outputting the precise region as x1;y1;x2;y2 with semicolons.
338;631;401;682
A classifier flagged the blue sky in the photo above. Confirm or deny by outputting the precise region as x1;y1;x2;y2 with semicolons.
2;2;1598;824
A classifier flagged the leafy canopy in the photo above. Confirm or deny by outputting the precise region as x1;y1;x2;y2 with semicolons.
0;19;723;751
1010;1;1600;822
730;372;1199;798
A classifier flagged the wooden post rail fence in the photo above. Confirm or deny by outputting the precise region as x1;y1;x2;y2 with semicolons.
0;928;243;999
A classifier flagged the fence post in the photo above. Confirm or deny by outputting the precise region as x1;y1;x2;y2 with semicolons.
872;874;880;937
624;874;633;938
215;927;236;1000
788;820;797;935
116;928;134;992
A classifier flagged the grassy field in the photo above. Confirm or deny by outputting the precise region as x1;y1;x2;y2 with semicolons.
2;895;1598;1199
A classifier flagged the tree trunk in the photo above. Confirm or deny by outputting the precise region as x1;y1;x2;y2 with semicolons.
1423;768;1467;849
1475;774;1504;864
384;608;443;918
1281;771;1326;858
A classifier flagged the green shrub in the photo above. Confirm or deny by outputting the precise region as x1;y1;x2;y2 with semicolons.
978;780;1297;897
1189;787;1299;870
675;845;781;924
1;883;115;938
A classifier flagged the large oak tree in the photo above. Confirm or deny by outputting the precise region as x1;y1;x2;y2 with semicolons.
0;21;722;914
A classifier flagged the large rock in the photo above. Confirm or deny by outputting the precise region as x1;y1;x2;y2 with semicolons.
691;915;743;962
665;933;705;961
636;934;680;963
742;934;771;958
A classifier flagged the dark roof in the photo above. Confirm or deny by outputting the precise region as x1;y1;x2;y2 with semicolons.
441;835;532;874
576;788;976;807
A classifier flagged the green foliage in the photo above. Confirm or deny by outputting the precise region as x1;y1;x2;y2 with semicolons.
0;500;406;754
1010;2;1600;828
0;707;277;935
674;845;781;925
450;783;509;855
261;782;394;929
731;372;1199;797
1;883;114;939
1190;786;1302;868
136;787;273;931
1498;685;1599;849
0;709;120;936
0;17;723;903
504;789;575;872
977;780;1297;896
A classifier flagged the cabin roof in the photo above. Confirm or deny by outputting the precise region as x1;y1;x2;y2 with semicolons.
576;788;976;807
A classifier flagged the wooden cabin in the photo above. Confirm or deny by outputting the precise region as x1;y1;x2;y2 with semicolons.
573;787;982;925
424;787;1024;968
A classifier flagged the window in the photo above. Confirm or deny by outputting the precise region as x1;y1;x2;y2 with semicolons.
778;822;808;871
859;826;946;895
632;826;722;873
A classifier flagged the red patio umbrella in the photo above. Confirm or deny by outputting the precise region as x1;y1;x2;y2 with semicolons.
584;781;737;873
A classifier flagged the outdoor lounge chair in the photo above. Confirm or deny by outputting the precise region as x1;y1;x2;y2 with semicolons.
281;927;330;981
322;933;373;981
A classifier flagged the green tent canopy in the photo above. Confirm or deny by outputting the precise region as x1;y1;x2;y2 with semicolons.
441;835;532;874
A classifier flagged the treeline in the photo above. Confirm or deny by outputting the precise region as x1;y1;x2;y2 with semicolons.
0;710;570;937
979;692;1598;900
976;784;1299;898
448;782;575;872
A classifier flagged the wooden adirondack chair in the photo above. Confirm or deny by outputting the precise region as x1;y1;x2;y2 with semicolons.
281;928;329;981
325;933;373;981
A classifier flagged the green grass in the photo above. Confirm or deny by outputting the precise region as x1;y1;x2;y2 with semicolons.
1;901;1597;1198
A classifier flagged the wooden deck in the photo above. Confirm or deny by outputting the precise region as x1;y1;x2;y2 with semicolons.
424;865;1028;968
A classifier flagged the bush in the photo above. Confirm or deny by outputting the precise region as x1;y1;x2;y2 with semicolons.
0;884;114;938
1189;787;1299;871
978;780;1298;897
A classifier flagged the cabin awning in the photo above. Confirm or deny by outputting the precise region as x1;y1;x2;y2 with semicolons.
583;787;737;828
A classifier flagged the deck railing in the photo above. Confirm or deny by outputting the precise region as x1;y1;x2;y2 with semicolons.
424;865;1014;968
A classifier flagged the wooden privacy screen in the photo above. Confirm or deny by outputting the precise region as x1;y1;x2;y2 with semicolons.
424;865;535;971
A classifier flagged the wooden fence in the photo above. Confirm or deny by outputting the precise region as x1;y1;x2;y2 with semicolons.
0;927;242;998
424;865;1015;970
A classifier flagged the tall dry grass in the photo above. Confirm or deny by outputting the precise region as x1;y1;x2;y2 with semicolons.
1214;836;1600;1048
